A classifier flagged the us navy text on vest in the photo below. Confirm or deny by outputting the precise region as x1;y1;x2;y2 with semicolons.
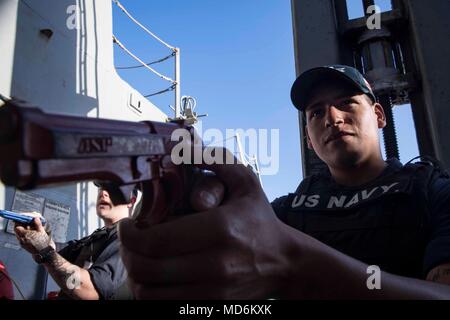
291;182;402;209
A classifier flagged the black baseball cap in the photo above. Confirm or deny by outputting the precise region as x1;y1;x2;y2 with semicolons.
290;65;377;111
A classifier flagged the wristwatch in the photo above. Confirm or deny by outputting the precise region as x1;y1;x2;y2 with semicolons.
34;246;56;264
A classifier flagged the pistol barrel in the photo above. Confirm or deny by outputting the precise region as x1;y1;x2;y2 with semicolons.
0;101;190;192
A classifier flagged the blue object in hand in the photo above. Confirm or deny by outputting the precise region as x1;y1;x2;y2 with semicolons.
0;210;46;225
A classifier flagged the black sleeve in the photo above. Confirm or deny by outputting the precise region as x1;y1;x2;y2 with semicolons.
57;240;80;262
55;242;69;252
88;238;128;300
271;195;290;222
423;171;450;275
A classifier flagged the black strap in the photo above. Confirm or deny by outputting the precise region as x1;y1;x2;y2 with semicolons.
90;225;118;262
61;225;118;264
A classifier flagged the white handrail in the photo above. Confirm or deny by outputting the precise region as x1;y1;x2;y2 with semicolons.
113;35;176;84
112;0;176;51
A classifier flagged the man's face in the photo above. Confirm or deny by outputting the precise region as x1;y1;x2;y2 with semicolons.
96;189;116;219
304;80;386;168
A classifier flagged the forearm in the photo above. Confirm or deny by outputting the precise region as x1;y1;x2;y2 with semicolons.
283;229;450;299
14;219;100;299
43;252;99;300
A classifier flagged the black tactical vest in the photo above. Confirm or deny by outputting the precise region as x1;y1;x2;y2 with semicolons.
59;225;118;268
276;159;441;278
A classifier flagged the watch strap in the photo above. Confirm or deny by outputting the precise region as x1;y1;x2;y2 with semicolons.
35;246;56;264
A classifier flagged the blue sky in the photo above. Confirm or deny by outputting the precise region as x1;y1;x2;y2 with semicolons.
112;0;419;201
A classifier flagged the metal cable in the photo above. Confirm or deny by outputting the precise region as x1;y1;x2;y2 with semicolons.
0;93;11;102
113;35;176;83
115;52;175;70
144;84;176;98
112;0;176;51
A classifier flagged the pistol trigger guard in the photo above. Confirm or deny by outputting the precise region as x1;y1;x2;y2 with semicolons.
135;179;168;227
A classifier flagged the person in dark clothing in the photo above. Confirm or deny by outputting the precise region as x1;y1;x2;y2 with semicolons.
118;65;450;299
14;186;135;300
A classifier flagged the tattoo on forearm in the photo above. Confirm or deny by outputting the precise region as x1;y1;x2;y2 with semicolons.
429;268;450;282
25;231;50;251
45;253;82;297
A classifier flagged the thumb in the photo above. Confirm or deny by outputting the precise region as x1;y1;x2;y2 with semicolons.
14;225;27;237
195;147;261;198
33;217;45;233
190;173;225;212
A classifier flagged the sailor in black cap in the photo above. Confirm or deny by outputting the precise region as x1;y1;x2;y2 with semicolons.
119;65;450;299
